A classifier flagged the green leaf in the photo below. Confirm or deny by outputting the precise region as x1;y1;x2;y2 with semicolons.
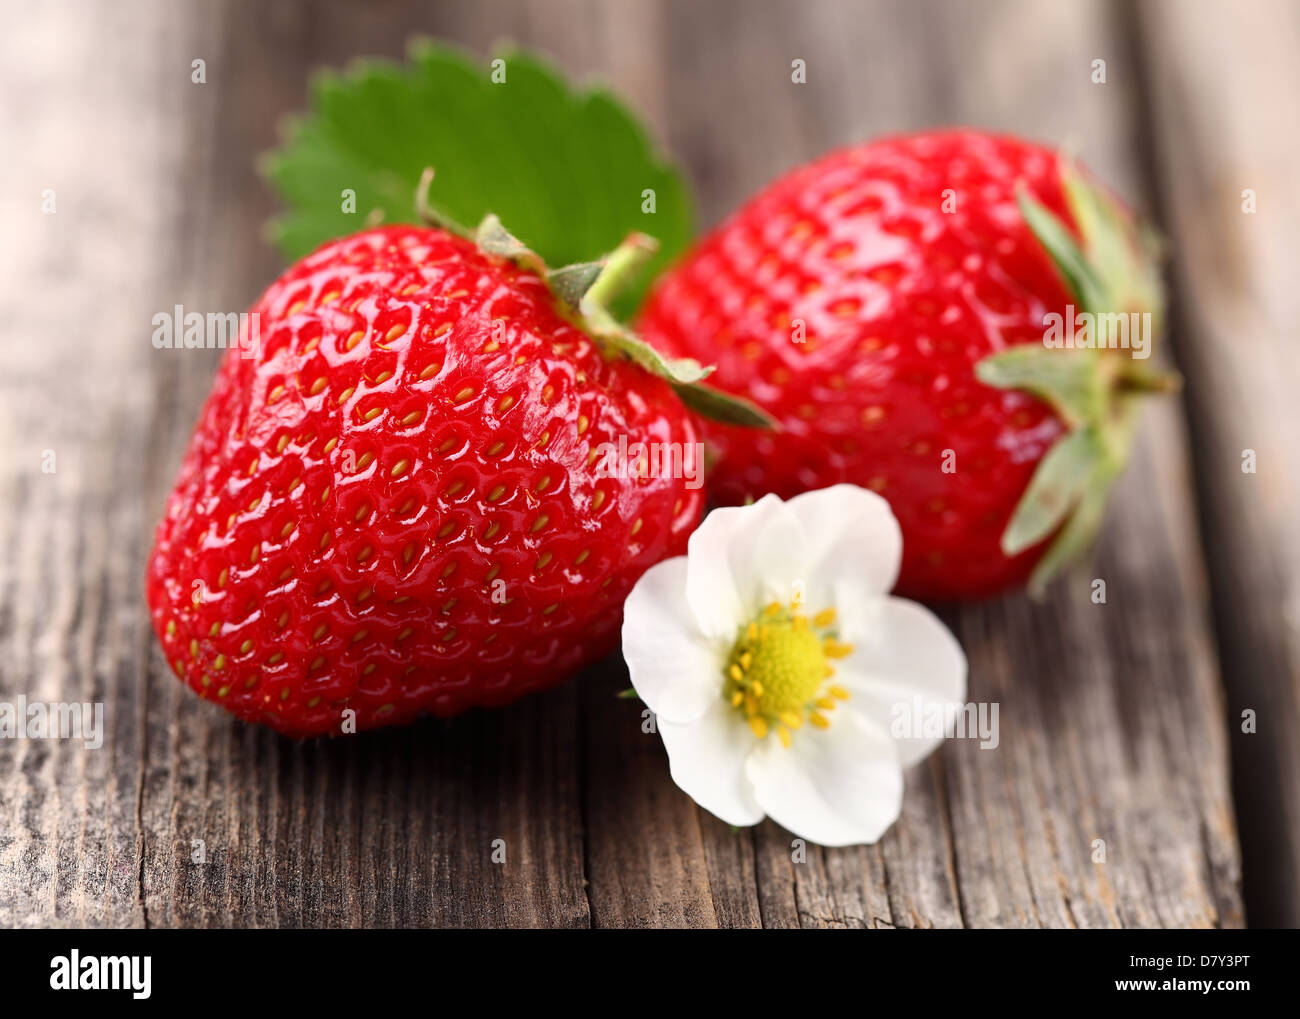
1016;184;1104;312
980;160;1172;593
1059;161;1167;332
670;381;778;429
1000;429;1102;556
546;260;606;308
560;231;777;430
261;40;694;314
597;330;713;385
975;344;1106;428
1027;474;1113;598
472;212;547;275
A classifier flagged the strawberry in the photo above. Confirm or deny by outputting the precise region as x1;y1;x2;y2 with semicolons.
638;130;1171;600
146;209;760;737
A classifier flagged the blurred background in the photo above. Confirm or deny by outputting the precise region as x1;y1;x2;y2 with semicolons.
1;0;1296;928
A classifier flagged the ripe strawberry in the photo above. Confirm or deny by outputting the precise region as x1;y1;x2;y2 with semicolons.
147;219;732;737
638;129;1169;600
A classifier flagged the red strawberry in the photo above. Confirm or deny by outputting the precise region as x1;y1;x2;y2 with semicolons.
147;219;728;737
638;129;1170;600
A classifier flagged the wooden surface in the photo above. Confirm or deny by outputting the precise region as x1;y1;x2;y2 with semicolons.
4;0;1296;928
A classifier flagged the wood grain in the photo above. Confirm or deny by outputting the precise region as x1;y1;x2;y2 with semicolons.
1136;0;1300;927
0;0;1253;928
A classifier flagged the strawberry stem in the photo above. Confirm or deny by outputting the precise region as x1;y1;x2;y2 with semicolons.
980;156;1171;594
583;234;658;317
1115;364;1182;394
414;167;469;236
409;169;773;430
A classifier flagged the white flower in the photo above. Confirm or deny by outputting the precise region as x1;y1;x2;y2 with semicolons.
622;485;967;847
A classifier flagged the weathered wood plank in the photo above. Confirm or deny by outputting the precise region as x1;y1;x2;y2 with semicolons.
431;0;767;929
642;0;1240;928
0;0;1245;928
0;0;594;929
133;0;593;930
657;0;1238;928
0;0;185;927
897;0;1241;928
1136;0;1300;927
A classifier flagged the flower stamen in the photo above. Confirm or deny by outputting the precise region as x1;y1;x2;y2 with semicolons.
823;638;854;659
723;597;853;747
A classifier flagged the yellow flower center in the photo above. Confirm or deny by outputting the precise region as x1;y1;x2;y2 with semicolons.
724;599;853;748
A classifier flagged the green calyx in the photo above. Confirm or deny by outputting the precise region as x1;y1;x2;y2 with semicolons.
414;168;773;430
975;158;1178;595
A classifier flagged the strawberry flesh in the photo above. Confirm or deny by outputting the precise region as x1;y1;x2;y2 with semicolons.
148;226;703;736
638;130;1092;600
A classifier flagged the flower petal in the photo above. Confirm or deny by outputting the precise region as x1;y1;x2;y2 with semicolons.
744;711;904;846
685;495;810;638
623;556;727;724
659;700;766;827
834;597;968;768
784;484;902;603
